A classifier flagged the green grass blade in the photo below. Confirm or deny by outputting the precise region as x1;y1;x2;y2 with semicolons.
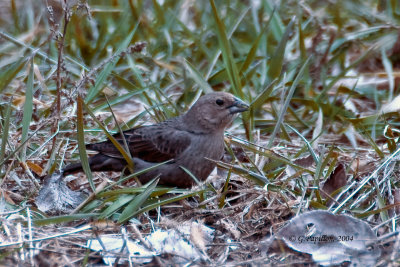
93;88;146;112
98;194;134;219
185;59;213;93
97;187;173;198
209;0;243;98
82;101;134;169
20;58;34;161
264;0;284;42
77;96;95;191
0;99;12;173
267;17;295;80
0;58;26;93
118;178;159;223
0;126;42;167
297;7;307;61
85;24;138;103
34;213;98;226
267;56;311;148
105;96;132;161
317;47;375;102
239;7;275;74
381;47;394;101
100;160;173;192
250;79;277;111
180;165;201;185
131;188;207;218
286;124;319;164
205;6;250;80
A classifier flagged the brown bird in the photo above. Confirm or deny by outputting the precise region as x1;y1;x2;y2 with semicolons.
63;92;249;187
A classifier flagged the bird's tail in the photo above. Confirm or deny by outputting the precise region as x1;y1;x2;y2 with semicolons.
62;162;83;175
62;154;128;175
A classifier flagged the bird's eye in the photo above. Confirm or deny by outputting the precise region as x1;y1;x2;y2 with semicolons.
216;99;224;106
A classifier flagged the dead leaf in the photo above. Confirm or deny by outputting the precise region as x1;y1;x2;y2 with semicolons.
321;163;347;201
293;154;314;168
0;190;16;205
26;161;43;176
153;59;176;72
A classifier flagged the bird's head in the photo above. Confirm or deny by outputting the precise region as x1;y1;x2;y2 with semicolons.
183;92;249;133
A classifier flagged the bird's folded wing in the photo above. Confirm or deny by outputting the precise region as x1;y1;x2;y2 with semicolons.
85;125;192;163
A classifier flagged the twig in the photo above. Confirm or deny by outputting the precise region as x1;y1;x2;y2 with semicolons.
49;1;72;161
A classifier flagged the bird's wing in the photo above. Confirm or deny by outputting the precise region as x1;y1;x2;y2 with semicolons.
85;125;192;163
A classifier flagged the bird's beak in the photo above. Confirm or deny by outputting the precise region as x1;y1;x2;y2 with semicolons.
228;97;249;114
